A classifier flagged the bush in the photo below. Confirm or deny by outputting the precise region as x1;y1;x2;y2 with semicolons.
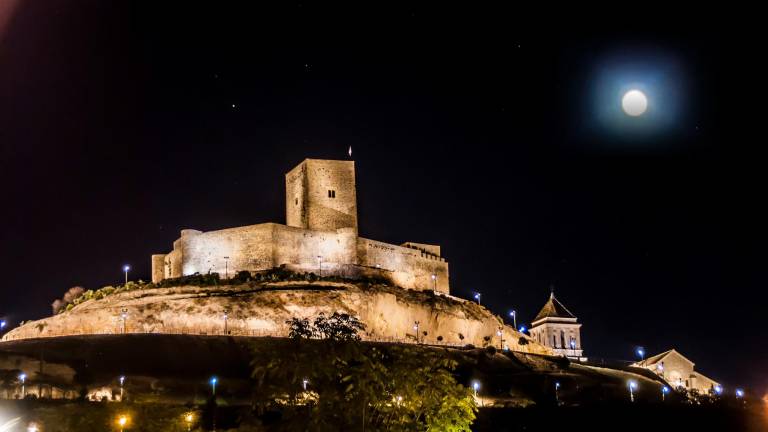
485;346;497;355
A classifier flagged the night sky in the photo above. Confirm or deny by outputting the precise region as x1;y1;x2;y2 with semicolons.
1;4;765;393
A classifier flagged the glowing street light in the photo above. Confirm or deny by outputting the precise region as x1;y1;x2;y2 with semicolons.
210;376;218;396
735;388;744;398
431;274;437;291
119;375;125;401
714;385;723;396
223;312;229;334
473;293;481;305
184;412;194;431
0;320;6;330
508;310;516;329
302;378;309;391
662;385;670;401
628;380;638;402
413;321;420;344
123;265;131;285
496;327;503;350
570;338;576;355
19;372;26;398
555;381;561;403
116;414;129;432
472;380;481;397
27;423;40;432
635;347;645;366
120;309;128;334
518;325;527;333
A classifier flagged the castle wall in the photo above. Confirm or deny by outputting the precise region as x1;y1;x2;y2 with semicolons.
272;225;358;273
357;237;449;293
152;159;448;293
175;224;275;278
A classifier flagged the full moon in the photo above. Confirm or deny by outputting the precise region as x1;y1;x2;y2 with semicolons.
621;89;648;116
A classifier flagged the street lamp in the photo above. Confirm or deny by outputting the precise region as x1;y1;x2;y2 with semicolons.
473;293;481;305
184;412;194;432
518;325;527;333
471;380;480;398
119;375;125;401
662;385;670;401
223;256;230;279
431;274;437;291
223;312;229;334
714;385;723;396
555;381;561;403
120;309;128;334
509;310;516;329
413;321;420;344
635;347;645;365
302;378;309;391
496;328;503;350
210;376;218;396
19;372;26;398
0;320;6;330
27;423;40;432
123;265;131;285
628;380;638;403
735;388;744;398
116;415;129;432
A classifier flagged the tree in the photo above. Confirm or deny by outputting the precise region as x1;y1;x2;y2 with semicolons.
51;286;85;315
313;312;365;341
286;318;313;339
251;340;476;431
251;318;476;431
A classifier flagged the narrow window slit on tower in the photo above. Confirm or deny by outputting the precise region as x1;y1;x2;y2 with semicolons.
328;190;336;198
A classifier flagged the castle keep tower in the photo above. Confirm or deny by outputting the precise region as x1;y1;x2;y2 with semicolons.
286;159;358;234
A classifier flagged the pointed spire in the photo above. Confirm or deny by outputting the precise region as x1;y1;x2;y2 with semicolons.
533;290;577;322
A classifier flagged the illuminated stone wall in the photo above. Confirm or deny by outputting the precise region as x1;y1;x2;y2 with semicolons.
151;158;450;293
357;238;449;293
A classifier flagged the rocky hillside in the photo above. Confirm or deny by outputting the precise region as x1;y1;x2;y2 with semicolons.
2;280;550;355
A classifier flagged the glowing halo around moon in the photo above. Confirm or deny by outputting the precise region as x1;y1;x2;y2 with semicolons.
621;89;648;116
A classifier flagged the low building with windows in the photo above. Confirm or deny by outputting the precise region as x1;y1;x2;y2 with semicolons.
632;349;720;395
528;292;585;360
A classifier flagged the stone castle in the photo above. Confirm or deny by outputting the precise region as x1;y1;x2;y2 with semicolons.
151;159;450;293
